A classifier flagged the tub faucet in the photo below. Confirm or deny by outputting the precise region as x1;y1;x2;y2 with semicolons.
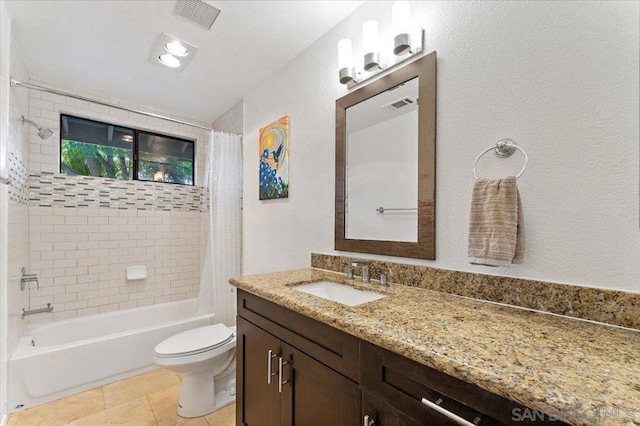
351;260;370;283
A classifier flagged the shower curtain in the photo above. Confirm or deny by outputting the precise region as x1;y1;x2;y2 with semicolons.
197;131;242;326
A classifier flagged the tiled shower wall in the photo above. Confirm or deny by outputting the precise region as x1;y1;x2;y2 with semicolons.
24;81;211;323
212;100;243;135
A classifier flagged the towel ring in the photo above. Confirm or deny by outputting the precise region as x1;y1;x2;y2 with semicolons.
472;138;528;180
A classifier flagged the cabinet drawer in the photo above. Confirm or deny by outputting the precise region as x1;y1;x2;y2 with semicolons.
237;290;360;382
363;392;428;426
360;341;566;425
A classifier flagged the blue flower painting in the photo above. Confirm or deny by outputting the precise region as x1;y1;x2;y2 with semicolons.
259;115;289;200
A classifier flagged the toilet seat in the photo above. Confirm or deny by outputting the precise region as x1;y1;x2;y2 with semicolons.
155;324;234;358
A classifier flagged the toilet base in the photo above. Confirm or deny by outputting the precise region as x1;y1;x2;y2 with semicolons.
177;371;236;418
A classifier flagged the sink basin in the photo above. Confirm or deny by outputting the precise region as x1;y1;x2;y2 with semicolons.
293;280;387;307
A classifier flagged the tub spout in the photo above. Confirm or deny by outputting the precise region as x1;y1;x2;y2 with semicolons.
22;303;54;319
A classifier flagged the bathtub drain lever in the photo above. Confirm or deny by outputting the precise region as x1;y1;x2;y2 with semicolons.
22;303;54;319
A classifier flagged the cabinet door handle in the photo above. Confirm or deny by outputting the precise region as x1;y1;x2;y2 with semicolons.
363;414;375;426
278;356;290;393
267;349;278;385
421;398;478;426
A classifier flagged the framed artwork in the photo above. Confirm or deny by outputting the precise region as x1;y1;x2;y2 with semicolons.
259;115;289;200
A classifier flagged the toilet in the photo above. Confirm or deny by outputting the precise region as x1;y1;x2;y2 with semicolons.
153;324;237;418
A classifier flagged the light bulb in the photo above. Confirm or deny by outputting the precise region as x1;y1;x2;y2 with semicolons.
158;54;181;68
165;41;189;57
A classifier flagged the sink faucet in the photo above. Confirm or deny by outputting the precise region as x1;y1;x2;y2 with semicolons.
350;260;370;283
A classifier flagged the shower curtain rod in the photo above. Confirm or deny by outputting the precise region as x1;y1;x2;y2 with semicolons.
9;78;211;131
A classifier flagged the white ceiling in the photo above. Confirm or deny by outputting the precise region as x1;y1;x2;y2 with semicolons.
5;0;363;124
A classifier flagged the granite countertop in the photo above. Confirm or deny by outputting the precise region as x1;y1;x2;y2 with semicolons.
230;268;640;426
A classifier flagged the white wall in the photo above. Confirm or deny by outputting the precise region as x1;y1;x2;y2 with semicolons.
242;1;640;292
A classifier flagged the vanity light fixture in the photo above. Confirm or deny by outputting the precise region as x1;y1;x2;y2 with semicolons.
337;1;424;88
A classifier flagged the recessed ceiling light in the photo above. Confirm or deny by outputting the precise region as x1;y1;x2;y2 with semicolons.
158;54;181;68
122;135;133;142
165;41;189;57
150;33;197;72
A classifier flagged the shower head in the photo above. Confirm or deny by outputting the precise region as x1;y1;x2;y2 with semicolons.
38;128;54;140
22;116;54;140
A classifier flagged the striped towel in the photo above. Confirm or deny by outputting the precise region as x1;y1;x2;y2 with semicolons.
468;177;524;266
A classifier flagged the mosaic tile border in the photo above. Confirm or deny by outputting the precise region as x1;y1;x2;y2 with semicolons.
29;172;204;212
8;151;29;205
311;253;640;330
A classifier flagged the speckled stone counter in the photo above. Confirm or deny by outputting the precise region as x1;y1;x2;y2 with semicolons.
230;269;640;426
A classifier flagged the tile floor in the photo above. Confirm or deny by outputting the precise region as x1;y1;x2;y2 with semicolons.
7;369;236;426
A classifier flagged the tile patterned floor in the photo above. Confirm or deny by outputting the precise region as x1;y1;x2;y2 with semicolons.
7;369;236;426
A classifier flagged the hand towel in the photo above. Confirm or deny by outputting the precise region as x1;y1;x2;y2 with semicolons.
468;176;524;266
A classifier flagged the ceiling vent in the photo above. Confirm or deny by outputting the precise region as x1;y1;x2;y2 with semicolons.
383;97;415;111
174;0;221;30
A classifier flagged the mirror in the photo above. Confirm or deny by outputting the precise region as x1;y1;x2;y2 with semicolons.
335;52;436;259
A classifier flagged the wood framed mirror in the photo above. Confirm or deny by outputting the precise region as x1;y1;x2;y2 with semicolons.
335;52;436;259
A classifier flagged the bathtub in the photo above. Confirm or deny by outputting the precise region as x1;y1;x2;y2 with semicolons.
9;299;215;411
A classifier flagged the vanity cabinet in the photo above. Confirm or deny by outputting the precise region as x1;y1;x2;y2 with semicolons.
237;290;567;426
237;290;361;426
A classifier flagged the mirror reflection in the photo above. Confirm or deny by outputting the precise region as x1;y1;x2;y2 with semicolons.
345;77;419;242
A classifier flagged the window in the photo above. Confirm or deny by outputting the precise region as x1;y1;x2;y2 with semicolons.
60;114;194;185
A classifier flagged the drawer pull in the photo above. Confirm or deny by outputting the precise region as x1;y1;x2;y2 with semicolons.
267;349;278;384
278;356;290;393
421;397;478;426
364;414;374;426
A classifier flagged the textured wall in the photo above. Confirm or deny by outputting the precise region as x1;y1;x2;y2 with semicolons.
242;1;640;292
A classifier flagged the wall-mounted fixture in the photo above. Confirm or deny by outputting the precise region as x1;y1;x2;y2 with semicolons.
337;1;424;88
150;32;198;71
20;267;38;291
21;116;54;140
22;304;54;319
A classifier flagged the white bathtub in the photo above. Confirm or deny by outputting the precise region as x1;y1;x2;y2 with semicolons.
9;299;215;411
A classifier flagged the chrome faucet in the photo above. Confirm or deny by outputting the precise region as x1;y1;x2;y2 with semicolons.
350;260;370;283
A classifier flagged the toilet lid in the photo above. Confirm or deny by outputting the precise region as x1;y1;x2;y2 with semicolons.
155;324;233;357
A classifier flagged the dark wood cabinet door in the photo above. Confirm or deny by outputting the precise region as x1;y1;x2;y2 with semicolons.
281;343;361;426
237;316;282;426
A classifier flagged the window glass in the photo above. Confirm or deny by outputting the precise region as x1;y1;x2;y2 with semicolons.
137;132;194;185
59;115;195;186
60;115;133;180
